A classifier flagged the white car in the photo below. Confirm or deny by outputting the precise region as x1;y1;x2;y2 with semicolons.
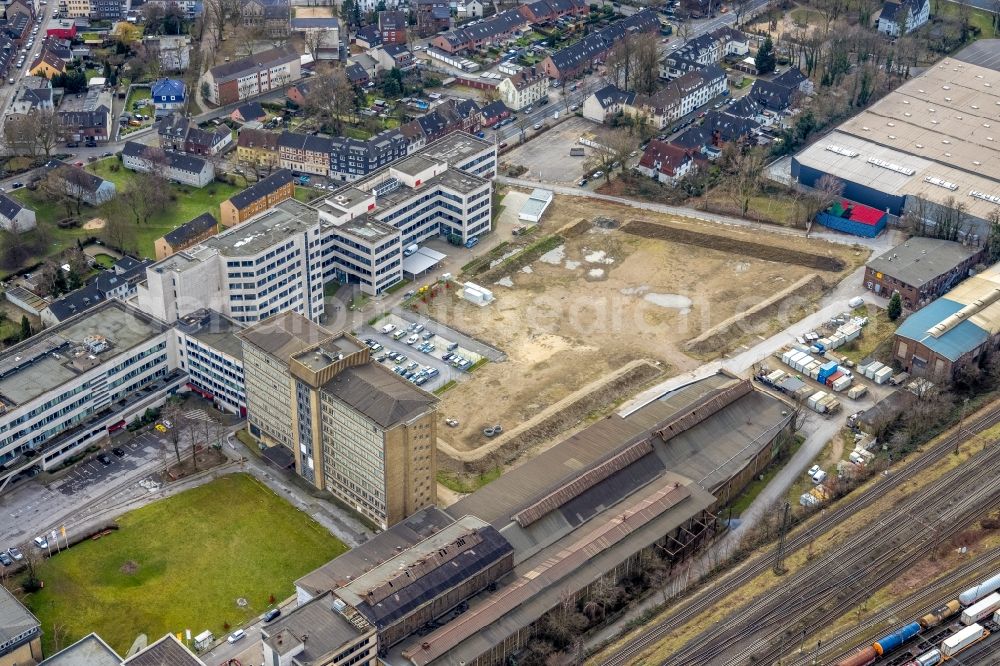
406;334;419;345
807;464;821;478
227;630;246;644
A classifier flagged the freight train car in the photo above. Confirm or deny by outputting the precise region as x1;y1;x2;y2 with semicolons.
874;622;921;655
920;601;961;628
834;646;877;666
958;571;1000;605
941;623;989;658
960;592;1000;625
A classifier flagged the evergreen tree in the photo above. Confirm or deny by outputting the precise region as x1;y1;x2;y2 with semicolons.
53;269;68;295
19;315;31;341
887;292;902;321
755;34;776;75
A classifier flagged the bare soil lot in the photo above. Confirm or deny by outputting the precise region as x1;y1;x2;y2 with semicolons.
428;195;865;456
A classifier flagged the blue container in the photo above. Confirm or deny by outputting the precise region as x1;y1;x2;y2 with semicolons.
817;361;838;383
873;622;921;655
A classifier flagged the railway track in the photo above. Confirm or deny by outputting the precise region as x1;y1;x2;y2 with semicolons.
785;548;1000;666
663;439;1000;665
600;400;1000;666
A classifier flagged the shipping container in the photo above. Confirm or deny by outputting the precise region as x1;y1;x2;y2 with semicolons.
810;366;822;381
914;648;941;666
832;375;852;392
834;646;877;666
874;622;921;655
941;623;988;657
959;571;1000;605
782;350;795;365
808;391;827;410
847;385;868;399
874;367;894;385
825;370;844;386
864;361;884;379
821;396;841;413
830;334;846;349
818;361;839;382
960;592;1000;625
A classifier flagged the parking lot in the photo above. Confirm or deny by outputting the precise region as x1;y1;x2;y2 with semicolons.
502;116;607;184
361;310;506;392
0;430;169;552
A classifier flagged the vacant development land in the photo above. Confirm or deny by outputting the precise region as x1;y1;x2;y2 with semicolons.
23;473;346;654
428;194;865;459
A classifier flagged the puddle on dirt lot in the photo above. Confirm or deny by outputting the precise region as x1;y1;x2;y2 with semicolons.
564;260;581;269
495;276;515;287
584;249;615;264
588;268;605;279
643;293;693;314
521;265;533;274
539;244;566;265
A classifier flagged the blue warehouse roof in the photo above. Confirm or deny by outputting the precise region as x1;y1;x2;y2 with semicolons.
894;297;990;361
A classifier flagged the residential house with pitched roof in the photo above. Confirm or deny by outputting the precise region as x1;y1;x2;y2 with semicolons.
121;140;216;187
541;9;659;80
416;0;450;37
237;128;281;170
518;0;588;23
379;10;407;44
497;67;546;110
202;45;300;105
0;192;36;231
877;0;929;35
219;168;295;226
636;140;694;184
154;212;218;259
151;78;186;114
431;8;525;53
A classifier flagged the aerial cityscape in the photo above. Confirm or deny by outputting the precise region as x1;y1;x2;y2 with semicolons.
0;0;999;663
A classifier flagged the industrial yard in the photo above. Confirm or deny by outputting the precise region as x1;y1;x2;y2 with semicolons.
428;195;865;459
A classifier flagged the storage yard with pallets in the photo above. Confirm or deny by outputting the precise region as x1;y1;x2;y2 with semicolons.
424;195;864;459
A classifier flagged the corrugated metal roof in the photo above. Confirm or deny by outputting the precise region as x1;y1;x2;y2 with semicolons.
895;297;990;361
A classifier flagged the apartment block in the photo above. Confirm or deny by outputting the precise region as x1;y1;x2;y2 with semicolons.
239;312;438;528
203;46;300;106
219;169;295;227
136;199;326;325
497;67;547;111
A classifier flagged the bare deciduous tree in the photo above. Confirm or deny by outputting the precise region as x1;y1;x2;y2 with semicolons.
303;69;355;133
724;147;766;218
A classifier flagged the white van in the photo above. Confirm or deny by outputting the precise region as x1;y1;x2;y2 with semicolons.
848;296;865;308
380;323;396;335
811;470;828;484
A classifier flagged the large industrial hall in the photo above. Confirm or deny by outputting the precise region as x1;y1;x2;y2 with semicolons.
792;41;1000;231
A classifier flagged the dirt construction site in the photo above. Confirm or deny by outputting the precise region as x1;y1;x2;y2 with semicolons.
424;194;868;476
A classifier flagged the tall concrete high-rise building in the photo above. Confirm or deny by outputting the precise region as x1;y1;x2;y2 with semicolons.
238;312;438;528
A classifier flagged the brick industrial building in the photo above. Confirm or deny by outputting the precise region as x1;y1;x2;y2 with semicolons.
893;263;1000;379
863;237;985;310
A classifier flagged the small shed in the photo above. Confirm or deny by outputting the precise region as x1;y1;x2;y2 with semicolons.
816;199;887;237
462;281;494;306
518;188;553;223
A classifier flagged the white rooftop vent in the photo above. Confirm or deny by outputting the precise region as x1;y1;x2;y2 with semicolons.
928;107;935;112
888;135;897;140
868;157;914;175
887;122;895;127
970;190;1000;206
943;85;951;89
986;82;993;87
986;123;992;128
904;112;911;117
974;160;982;166
925;176;958;191
825;144;859;157
862;126;870;131
916;143;924;148
942;139;951;144
972;105;979;109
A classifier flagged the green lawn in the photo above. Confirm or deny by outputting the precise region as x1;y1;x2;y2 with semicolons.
87;158;242;257
92;253;116;268
24;474;347;655
936;1;996;37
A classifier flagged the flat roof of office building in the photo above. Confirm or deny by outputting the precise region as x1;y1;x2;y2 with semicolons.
40;633;122;666
325;215;400;244
392;154;439;177
0;300;168;408
321;362;438;429
204;199;316;257
175;309;245;360
416;132;492;165
291;333;364;372
237;311;336;363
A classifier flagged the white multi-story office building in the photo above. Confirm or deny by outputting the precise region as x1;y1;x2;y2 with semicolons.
174;309;247;416
136;199;326;324
136;133;497;306
0;301;185;489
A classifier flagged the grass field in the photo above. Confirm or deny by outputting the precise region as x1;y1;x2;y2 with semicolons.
24;474;346;655
7;160;241;268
